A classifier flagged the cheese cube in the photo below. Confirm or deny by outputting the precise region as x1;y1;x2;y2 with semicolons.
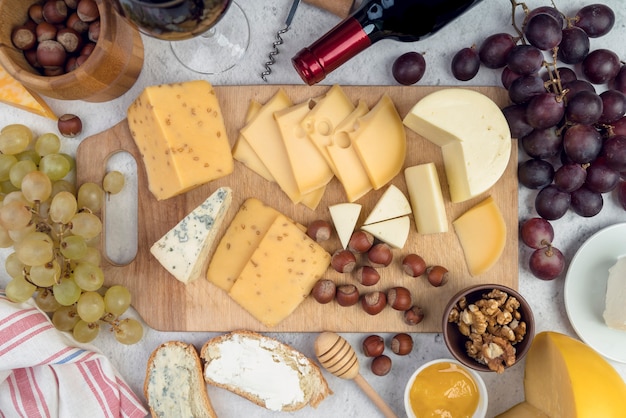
150;187;232;284
207;198;280;291
127;80;233;200
228;214;331;327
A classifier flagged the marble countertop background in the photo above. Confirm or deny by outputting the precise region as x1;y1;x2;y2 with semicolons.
1;0;626;416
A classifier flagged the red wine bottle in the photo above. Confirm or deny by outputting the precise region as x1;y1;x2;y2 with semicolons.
292;0;483;85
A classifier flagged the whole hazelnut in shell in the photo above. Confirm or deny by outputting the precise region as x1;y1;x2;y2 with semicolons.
361;291;387;315
390;333;413;355
387;286;413;311
336;284;359;307
367;243;393;267
362;335;385;357
402;253;426;277
311;279;336;304
371;355;392;376
354;265;380;286
331;249;356;273
348;230;374;253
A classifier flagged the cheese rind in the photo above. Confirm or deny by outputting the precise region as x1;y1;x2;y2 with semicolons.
603;256;626;330
403;88;511;203
329;203;362;249
363;184;411;225
453;196;505;276
228;214;331;327
127;80;233;200
404;163;448;234
207;198;279;291
150;187;232;284
361;216;410;249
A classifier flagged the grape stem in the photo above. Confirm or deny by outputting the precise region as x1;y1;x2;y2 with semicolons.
509;0;527;43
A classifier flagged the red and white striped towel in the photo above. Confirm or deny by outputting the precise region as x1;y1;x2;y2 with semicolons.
0;292;147;418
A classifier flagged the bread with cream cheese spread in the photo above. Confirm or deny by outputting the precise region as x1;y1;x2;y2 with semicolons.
201;330;332;412
144;341;217;418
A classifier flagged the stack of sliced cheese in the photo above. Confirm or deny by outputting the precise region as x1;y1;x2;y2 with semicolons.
207;198;331;327
233;85;406;208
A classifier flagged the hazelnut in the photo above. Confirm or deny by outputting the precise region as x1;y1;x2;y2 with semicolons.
57;28;82;53
43;66;64;76
371;354;392;376
36;21;58;43
331;249;356;273
311;279;336;304
24;49;41;68
387;286;412;311
67;12;89;33
88;19;100;43
336;284;359;307
77;0;99;22
57;114;82;137
362;335;384;357
348;230;374;253
36;40;67;68
64;0;79;8
42;0;68;24
306;219;331;242
354;265;380;286
426;265;449;287
29;4;45;24
65;56;78;72
367;243;393;267
402;253;426;277
11;26;37;50
390;333;413;355
404;305;425;326
80;42;96;56
361;291;387;315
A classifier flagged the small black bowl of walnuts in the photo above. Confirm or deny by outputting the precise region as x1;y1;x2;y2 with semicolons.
442;284;535;373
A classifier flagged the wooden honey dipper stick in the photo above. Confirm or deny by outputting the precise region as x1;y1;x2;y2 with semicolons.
314;332;398;418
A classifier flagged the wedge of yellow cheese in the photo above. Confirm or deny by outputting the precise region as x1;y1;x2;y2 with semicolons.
404;163;448;234
228;213;331;327
232;100;275;182
0;65;56;119
453;196;505;276
350;94;406;190
496;332;626;418
127;80;233;201
207;198;280;291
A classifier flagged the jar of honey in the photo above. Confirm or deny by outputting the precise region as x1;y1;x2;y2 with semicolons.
404;359;488;418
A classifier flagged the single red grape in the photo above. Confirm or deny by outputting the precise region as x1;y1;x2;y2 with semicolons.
451;46;480;81
520;217;554;249
478;33;516;69
529;246;565;280
575;4;615;38
392;52;426;85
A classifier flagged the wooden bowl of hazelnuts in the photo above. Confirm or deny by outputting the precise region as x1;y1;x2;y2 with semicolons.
0;0;144;102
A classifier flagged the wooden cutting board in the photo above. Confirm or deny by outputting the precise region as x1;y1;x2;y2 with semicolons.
76;85;518;332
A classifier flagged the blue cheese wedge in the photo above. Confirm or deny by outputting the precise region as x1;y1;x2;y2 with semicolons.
150;187;232;284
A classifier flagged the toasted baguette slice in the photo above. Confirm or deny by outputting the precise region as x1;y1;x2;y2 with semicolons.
145;341;217;418
201;330;332;412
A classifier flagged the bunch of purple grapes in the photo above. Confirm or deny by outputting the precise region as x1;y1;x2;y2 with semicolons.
452;3;626;222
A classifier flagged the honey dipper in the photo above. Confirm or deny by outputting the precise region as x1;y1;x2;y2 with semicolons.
314;332;398;418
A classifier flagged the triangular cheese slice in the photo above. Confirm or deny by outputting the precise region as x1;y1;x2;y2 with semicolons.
0;65;56;119
232;100;275;182
361;216;410;249
329;203;361;249
363;184;411;225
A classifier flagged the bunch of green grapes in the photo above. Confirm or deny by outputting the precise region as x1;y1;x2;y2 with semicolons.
0;123;141;345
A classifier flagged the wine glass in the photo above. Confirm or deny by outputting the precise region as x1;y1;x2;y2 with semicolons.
109;0;250;74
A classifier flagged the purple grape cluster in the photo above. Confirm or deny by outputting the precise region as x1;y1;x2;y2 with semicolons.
452;3;626;222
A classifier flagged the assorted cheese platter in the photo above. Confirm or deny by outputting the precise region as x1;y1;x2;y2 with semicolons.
76;84;518;332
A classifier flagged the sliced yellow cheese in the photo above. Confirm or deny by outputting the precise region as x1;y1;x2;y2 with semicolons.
361;215;410;249
275;100;334;195
127;80;233;201
299;185;326;211
0;65;56;119
326;99;372;202
329;203;362;249
207;198;280;291
228;214;331;327
350;94;406;190
496;332;626;418
239;89;303;203
363;184;411;225
232;100;275;182
403;88;511;203
453;196;505;276
404;163;448;234
301;84;355;172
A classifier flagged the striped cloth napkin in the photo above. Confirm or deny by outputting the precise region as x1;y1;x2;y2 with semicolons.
0;291;147;418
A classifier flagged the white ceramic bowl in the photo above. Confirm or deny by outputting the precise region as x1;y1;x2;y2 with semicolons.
404;359;488;418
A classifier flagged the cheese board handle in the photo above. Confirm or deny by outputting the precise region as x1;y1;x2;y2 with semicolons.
353;373;399;418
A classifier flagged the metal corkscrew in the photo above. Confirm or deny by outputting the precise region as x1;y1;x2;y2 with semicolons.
261;0;302;82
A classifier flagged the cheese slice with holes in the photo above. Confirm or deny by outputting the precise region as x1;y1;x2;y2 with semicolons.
361;216;410;249
453;196;505;276
363;184;411;225
403;88;511;203
232;100;275;182
0;65;56;119
150;187;232;284
329;203;362;249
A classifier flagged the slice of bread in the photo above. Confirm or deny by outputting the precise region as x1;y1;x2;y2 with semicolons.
201;330;332;412
144;341;217;418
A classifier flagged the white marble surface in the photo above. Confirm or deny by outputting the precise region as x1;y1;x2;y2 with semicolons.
1;0;626;417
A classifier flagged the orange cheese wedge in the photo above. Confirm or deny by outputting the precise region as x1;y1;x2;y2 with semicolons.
0;65;56;119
